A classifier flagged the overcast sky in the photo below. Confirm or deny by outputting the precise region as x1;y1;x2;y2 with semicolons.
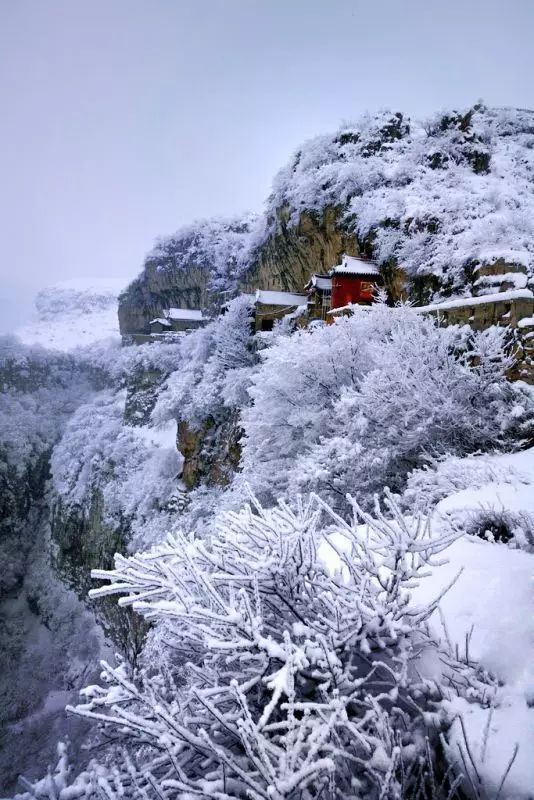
1;0;534;329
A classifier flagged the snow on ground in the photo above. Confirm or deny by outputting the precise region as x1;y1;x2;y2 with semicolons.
410;448;534;797
413;534;534;797
317;446;534;797
16;278;126;351
436;481;534;518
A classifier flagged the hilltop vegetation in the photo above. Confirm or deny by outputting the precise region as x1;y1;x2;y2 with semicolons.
119;104;534;333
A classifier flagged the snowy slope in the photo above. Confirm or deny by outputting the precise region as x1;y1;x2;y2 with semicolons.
16;278;126;351
408;446;534;798
317;447;534;798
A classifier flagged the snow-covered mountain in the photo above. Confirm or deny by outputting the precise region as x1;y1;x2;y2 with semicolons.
119;105;534;336
16;278;126;351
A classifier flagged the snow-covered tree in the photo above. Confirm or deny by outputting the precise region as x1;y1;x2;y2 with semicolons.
240;306;530;513
238;307;393;505
37;491;493;800
51;389;182;550
152;294;258;428
295;315;523;507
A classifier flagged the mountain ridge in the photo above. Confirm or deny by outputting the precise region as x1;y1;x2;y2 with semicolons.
118;103;534;335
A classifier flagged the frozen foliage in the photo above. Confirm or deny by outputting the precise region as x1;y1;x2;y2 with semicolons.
401;448;534;553
269;106;534;296
136;214;266;296
153;295;258;428
240;305;530;511
10;302;534;798
0;336;113;792
0;336;105;594
0;338;100;473
50;389;183;549
16;279;125;351
0;518;106;793
28;492;499;800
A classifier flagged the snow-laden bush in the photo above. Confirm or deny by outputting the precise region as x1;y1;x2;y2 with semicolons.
296;323;519;507
51;389;182;548
0;337;103;596
240;305;529;513
19;492;497;800
152;295;258;428
463;506;534;550
238;306;393;505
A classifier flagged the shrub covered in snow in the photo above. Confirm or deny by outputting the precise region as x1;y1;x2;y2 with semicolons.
239;305;530;512
21;492;499;800
50;389;182;549
0;336;104;595
402;452;531;514
153;294;258;428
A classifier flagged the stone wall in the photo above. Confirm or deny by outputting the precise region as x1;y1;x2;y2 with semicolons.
419;292;534;383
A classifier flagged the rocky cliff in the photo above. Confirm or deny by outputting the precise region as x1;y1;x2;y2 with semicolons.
118;105;534;335
118;216;260;335
0;341;107;793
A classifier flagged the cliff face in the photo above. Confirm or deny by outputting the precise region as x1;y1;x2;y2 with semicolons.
178;412;242;491
240;206;359;293
118;105;534;336
0;343;108;793
118;262;210;335
118;208;360;334
118;216;259;335
117;203;430;334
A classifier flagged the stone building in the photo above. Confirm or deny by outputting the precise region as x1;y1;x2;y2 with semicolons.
415;289;534;383
253;290;307;332
149;308;206;335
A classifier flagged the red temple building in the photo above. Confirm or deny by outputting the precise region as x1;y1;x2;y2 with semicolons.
330;254;381;310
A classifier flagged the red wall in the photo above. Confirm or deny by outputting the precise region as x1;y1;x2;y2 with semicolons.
331;275;376;309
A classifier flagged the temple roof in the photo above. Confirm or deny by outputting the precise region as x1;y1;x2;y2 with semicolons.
255;290;307;307
331;254;380;277
166;308;205;321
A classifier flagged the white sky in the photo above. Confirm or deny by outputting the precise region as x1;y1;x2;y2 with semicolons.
1;0;534;329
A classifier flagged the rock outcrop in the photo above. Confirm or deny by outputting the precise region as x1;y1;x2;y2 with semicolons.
240;206;359;294
118;216;259;335
119;263;210;336
178;412;242;491
119;106;534;337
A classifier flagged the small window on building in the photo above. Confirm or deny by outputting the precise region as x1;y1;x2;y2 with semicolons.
261;319;274;332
